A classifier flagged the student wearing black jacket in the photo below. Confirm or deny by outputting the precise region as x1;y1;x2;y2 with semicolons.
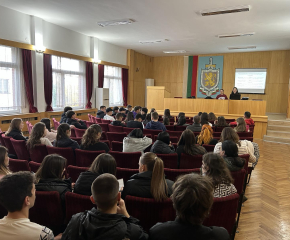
126;113;143;130
150;132;175;154
60;106;72;123
74;153;117;196
141;107;148;120
62;174;148;240
110;113;126;127
96;106;106;119
112;106;119;116
229;87;241;100
80;124;109;152
5;118;27;141
66;110;87;129
53;123;80;150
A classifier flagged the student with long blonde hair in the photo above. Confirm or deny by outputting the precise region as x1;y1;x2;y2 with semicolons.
0;146;11;179
5;118;27;141
234;117;247;132
197;124;218;145
122;152;173;201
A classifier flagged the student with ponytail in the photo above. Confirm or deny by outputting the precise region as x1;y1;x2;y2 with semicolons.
0;146;11;179
122;152;173;201
53;123;80;150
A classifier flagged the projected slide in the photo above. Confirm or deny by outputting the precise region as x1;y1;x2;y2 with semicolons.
235;69;267;94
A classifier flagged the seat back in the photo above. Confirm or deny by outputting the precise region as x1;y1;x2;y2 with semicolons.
10;139;30;160
88;114;92;122
116;167;139;183
75;149;105;167
2;136;16;155
226;119;235;124
86;121;94;128
52;118;60;129
70;128;76;137
202;144;215;152
106;132;127;142
175;126;187;131
108;125;124;132
143;129;162;138
29;161;41;173
165;125;175;131
46;146;76;166
111;141;123;152
74;128;86;138
109;151;141;168
203;193;239;235
123;127;135;135
166;131;182;139
101;119;112;124
231;169;246;195
29;144;48;163
67;165;89;182
125;195;176;232
179;154;203;169
71;137;82;145
100;140;110;149
98;123;109;132
95;117;102;123
156;153;178;169
215;126;227;132
9;159;30;172
213;132;222;137
65;192;95;224
237;131;253;138
164;168;200;182
239;154;249;173
0;132;5;146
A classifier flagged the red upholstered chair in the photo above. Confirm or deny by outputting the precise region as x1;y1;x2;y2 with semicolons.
125;195;176;232
67;165;89;182
166;131;182;139
88;114;93;122
203;193;240;237
75;149;105;167
179;154;203;169
123;127;135;135
74;128;86;137
101;119;112;124
29;161;41;173
164;125;174;131
164;168;200;182
239;154;249;173
46;146;76;166
156;153;178;169
0;131;5;146
116;167;139;183
100;132;107;140
214;126;227;132
70;128;76;137
65;192;95;224
143;129;162;138
226;119;235;124
175;126;187;131
99;123;109;132
71;137;82;145
213;132;222;137
2;135;17;156
95;117;102;123
111;141;123;152
193;132;201;136
29;144;48;163
8;159;30;172
237;131;253;138
108;125;124;132
202;144;215;152
109;151;141;168
170;118;175;123
106;132;127;142
30;191;64;233
52;118;60;129
100;140;110;149
86;121;94;128
10;139;30;160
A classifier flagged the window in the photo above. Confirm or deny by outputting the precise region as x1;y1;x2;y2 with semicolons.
52;56;86;110
0;45;23;112
103;65;123;106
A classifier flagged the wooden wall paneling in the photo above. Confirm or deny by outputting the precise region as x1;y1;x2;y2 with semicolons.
147;87;167;110
164;98;179;111
127;49;135;106
228;100;266;116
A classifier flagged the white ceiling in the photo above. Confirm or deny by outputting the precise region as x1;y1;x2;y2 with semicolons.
0;0;290;57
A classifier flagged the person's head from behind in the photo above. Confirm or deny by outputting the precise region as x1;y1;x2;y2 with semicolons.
119;107;126;113
27;122;46;149
139;152;168;201
35;154;66;181
82;124;102;148
141;107;148;115
115;113;123;121
221;140;238;158
193;115;201;124
0;172;36;213
198;112;202;117
127;105;132;111
6;118;23;134
178;130;197;155
89;153;117;176
220;127;240;144
216;116;227;126
202;153;233;186
177;115;186;126
128;128;143;138
100;106;106;112
200;112;209;125
126;112;134;121
56;123;71;141
164;109;170;118
134;106;140;113
220;89;224;95
40;118;52;132
135;113;143;122
0;146;10;175
64;106;72;114
244;111;251;119
171;174;213;225
232;87;238;94
177;112;185;119
91;173;119;212
197;125;213;145
106;108;113;116
151;108;156;113
208;112;216;121
157;131;170;145
151;112;159;121
163;117;169;126
236;117;246;132
113;107;119;113
66;110;76;119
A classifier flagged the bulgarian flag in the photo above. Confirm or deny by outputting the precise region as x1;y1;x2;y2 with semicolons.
186;56;198;98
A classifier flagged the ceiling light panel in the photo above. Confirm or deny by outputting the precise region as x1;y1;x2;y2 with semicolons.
163;50;187;54
228;46;256;50
218;32;255;38
200;5;250;16
97;18;135;27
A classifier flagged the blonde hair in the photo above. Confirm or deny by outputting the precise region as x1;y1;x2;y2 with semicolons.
197;124;213;145
235;118;246;132
5;118;23;136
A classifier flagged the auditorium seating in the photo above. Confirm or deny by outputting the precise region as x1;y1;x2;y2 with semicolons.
29;161;41;173
123;127;135;134
156;153;178;169
10;139;30;160
0;131;5;146
116;167;139;183
106;132;127;142
98;123;109;132
109;151;141;168
101;119;111;124
164;168;200;182
71;137;82;145
67;165;89;182
86;121;94;128
52;118;60;129
95;117;102;123
179;154;203;169
75;149;105;167
175;125;187;131
8;159;30;172
70;128;76;137
29;144;48;163
46;146;76;166
74;128;86;137
202;144;215;152
143;129;162;138
108;125;123;132
2;135;17;156
111;141;123;152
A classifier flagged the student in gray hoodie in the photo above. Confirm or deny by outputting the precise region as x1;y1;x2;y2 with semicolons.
123;129;152;153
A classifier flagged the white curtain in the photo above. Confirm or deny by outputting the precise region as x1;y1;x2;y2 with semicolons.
52;56;86;110
0;45;25;113
103;65;123;106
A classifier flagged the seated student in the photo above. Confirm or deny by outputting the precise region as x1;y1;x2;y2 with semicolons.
41;118;57;142
202;153;237;198
27;122;53;150
81;124;109;153
62;173;148;240
200;112;212;126
74;153;116;196
176;130;207;165
53;123;80;150
244;111;255;125
111;113;126;127
177;112;185;119
0;146;11;180
197;124;218;146
145;112;167;131
229;87;241;100
122;152;173;201
132;106;141;118
123;128;152;153
174;115;189;126
216;88;228;100
198;111;202;116
35;154;72;203
150;131;175;154
66;110;87;129
112;106;119;116
118;107;127;118
163;116;170;126
103;107;115;121
127;113;144;130
60;106;72;123
215;116;229;127
220;140;245;171
149;174;230;240
141;107;148;120
186;115;202;132
5;118;27;141
0;172;59;240
234;117;248;132
125;104;132;114
164;109;173;119
208;112;217;122
150;108;156;113
143;113;152;126
96;105;106;119
213;127;256;164
125;111;134;123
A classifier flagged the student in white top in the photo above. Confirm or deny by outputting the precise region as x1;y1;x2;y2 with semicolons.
41;118;57;143
0;172;62;240
103;108;115;121
27;122;53;151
